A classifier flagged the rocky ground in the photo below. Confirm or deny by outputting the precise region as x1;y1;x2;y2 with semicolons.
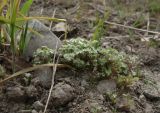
0;0;160;113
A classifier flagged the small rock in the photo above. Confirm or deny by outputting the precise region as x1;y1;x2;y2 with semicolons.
32;67;52;88
143;91;160;101
145;103;153;113
84;100;103;113
49;82;75;106
115;94;135;112
81;79;89;87
33;101;44;111
31;110;38;113
18;110;32;113
54;0;76;8
52;22;66;32
142;82;160;101
24;73;32;78
155;104;160;113
97;80;117;94
23;20;61;60
6;86;25;102
25;85;38;98
90;102;103;113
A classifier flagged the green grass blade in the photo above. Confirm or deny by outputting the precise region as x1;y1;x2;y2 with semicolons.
0;0;7;13
16;16;66;22
19;21;29;54
10;0;21;72
0;16;10;24
20;0;33;15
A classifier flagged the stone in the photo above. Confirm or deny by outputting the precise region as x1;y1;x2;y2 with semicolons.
89;101;103;113
25;85;38;98
31;110;38;113
52;22;66;32
54;0;76;8
33;101;44;111
6;86;25;102
142;80;160;101
32;67;52;88
143;91;160;101
97;80;117;94
115;94;135;112
145;103;153;113
49;82;75;106
23;20;61;60
83;99;109;113
81;79;89;87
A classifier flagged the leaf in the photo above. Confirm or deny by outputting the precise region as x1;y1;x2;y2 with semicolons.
20;0;33;16
16;16;66;22
0;16;10;24
0;0;7;13
19;21;29;54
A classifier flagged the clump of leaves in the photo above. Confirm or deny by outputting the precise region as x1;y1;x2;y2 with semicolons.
33;46;54;64
59;38;99;69
59;38;138;78
148;39;160;48
105;92;118;105
116;75;139;88
148;0;160;14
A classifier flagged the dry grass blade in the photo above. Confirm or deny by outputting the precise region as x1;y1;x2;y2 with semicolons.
0;64;71;85
105;21;160;35
43;35;60;113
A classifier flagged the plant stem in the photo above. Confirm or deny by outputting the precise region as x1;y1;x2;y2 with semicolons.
10;23;16;73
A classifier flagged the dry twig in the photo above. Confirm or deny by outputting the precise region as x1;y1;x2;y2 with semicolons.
104;21;160;35
0;63;71;85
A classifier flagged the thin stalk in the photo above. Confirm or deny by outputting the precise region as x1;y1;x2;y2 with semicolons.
10;22;16;73
10;0;21;73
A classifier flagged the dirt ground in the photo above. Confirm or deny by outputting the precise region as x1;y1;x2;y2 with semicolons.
0;0;160;113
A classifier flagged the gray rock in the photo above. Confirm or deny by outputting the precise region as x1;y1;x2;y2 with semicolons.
6;86;25;102
54;0;76;8
145;103;153;113
83;99;111;113
52;22;66;32
25;85;38;98
18;110;32;113
50;82;75;106
115;95;135;112
33;101;44;111
32;67;52;88
23;20;61;60
97;80;117;94
155;104;160;113
31;110;38;113
81;79;89;87
89;101;103;113
143;91;160;101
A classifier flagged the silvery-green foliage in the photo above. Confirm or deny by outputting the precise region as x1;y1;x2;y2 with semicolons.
59;38;99;69
33;46;54;64
59;38;138;78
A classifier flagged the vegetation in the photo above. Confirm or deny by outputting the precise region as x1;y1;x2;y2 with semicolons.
33;37;139;86
33;46;54;65
0;0;159;113
0;0;65;71
148;0;160;14
0;0;65;55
